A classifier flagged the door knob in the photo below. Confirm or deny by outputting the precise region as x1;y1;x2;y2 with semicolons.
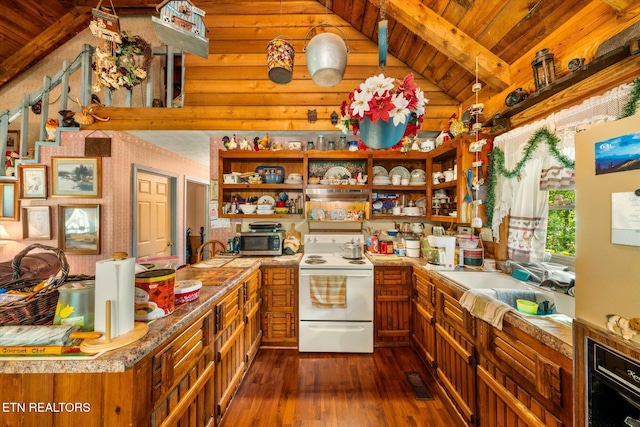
167;241;173;247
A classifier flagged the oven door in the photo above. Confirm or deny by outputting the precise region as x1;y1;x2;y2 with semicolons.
298;267;373;322
298;267;374;353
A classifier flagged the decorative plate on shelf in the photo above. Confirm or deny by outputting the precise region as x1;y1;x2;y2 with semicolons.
310;208;326;220
373;166;388;177
410;169;426;182
330;207;346;220
389;166;410;179
324;166;350;179
257;195;276;206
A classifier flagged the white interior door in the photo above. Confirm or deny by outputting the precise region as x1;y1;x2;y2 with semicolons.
136;171;172;258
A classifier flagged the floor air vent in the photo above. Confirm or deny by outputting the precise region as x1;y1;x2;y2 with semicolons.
405;372;434;400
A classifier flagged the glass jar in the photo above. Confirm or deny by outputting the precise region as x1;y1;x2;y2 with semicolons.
338;135;348;150
328;140;336;150
317;135;327;151
307;140;314;150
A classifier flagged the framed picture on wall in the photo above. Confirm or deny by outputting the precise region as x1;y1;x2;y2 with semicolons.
51;157;101;198
58;204;100;254
210;179;218;201
6;130;19;150
18;164;47;199
0;181;19;221
22;206;51;240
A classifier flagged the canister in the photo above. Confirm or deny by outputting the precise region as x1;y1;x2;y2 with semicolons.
134;269;176;321
54;280;95;331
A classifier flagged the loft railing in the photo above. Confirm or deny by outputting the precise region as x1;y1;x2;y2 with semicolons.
0;43;184;176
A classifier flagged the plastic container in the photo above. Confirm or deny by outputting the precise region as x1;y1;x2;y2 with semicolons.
456;234;480;249
174;280;203;305
54;280;95;331
463;248;484;266
516;299;539;315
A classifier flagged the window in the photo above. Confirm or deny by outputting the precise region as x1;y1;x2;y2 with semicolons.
546;189;575;263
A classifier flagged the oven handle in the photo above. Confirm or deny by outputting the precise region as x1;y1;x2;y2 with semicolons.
625;417;640;427
300;273;372;278
306;325;366;332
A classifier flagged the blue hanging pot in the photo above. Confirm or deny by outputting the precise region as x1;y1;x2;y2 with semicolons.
359;117;407;149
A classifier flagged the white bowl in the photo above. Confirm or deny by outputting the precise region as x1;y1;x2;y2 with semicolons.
239;204;257;214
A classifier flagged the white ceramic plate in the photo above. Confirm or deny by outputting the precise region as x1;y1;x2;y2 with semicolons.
257;195;275;206
373;166;388;177
330;207;346;220
324;166;350;179
389;166;410;179
408;181;426;186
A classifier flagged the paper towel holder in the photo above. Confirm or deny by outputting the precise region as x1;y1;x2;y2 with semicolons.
81;299;148;353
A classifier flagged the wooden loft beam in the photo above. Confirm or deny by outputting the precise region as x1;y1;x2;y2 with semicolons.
382;0;511;91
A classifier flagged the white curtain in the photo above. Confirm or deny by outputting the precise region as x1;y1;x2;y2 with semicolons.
491;81;634;262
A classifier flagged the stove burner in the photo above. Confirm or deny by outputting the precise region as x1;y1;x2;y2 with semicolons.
307;255;324;259
349;260;366;265
305;258;327;264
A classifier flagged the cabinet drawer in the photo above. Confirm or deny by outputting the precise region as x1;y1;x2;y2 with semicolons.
413;271;435;307
215;283;243;334
263;285;296;312
152;309;214;404
375;266;411;286
478;321;571;407
435;282;475;338
262;266;297;286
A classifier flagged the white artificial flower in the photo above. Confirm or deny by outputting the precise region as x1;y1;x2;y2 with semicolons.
350;89;372;118
366;73;395;97
390;94;410;126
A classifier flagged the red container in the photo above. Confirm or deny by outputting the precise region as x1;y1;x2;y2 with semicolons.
174;280;202;305
380;240;395;255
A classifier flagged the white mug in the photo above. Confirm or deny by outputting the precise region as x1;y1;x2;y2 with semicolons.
421;139;435;151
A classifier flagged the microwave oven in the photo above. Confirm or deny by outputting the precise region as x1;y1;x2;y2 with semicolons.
238;231;284;256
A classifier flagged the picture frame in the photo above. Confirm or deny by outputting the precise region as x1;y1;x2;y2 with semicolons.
58;204;100;254
0;181;19;221
51;157;101;198
18;164;47;199
210;179;218;201
6;130;19;150
22;206;51;240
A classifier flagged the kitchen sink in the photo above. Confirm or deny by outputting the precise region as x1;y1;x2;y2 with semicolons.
435;270;575;318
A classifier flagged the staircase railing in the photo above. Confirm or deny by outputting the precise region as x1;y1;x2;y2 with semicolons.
0;43;184;176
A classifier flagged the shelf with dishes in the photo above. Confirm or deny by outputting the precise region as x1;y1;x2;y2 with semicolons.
305;201;369;222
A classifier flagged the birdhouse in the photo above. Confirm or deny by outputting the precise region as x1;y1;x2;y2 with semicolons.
152;0;209;58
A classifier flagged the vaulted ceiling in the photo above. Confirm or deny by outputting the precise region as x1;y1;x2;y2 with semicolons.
2;0;640;132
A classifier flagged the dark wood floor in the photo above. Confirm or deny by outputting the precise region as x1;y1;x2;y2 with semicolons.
220;347;459;427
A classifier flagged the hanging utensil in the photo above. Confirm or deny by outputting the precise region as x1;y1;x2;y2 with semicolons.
474;164;488;203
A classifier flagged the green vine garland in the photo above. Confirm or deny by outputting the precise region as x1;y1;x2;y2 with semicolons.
487;76;640;226
620;77;640;119
486;127;574;226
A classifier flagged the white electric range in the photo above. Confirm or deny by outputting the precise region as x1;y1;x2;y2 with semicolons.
298;234;374;353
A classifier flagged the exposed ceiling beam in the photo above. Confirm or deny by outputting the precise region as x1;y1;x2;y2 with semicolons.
600;0;635;11
0;7;92;88
382;0;511;91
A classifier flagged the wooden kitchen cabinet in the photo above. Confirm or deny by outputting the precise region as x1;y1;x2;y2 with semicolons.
214;282;245;424
0;309;216;427
476;320;572;427
243;269;262;367
433;275;477;426
261;265;298;347
374;266;412;347
411;268;437;371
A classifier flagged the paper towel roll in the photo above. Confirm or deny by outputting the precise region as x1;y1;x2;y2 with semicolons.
95;257;135;338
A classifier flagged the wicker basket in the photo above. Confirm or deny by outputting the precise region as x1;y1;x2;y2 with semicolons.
0;244;70;326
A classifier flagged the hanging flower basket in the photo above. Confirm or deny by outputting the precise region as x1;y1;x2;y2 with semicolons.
336;73;428;149
359;117;408;149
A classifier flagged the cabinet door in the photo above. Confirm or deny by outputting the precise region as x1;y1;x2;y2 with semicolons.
150;310;215;427
261;266;298;347
412;270;436;369
476;355;565;427
435;283;477;426
214;283;245;423
243;270;262;367
374;266;411;346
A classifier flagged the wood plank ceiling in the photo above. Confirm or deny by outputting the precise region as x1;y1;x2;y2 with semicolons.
1;0;639;133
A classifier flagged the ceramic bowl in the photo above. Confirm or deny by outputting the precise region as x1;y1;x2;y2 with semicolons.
239;204;257;214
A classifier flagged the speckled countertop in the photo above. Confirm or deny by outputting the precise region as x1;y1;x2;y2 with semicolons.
0;252;572;372
0;255;303;375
